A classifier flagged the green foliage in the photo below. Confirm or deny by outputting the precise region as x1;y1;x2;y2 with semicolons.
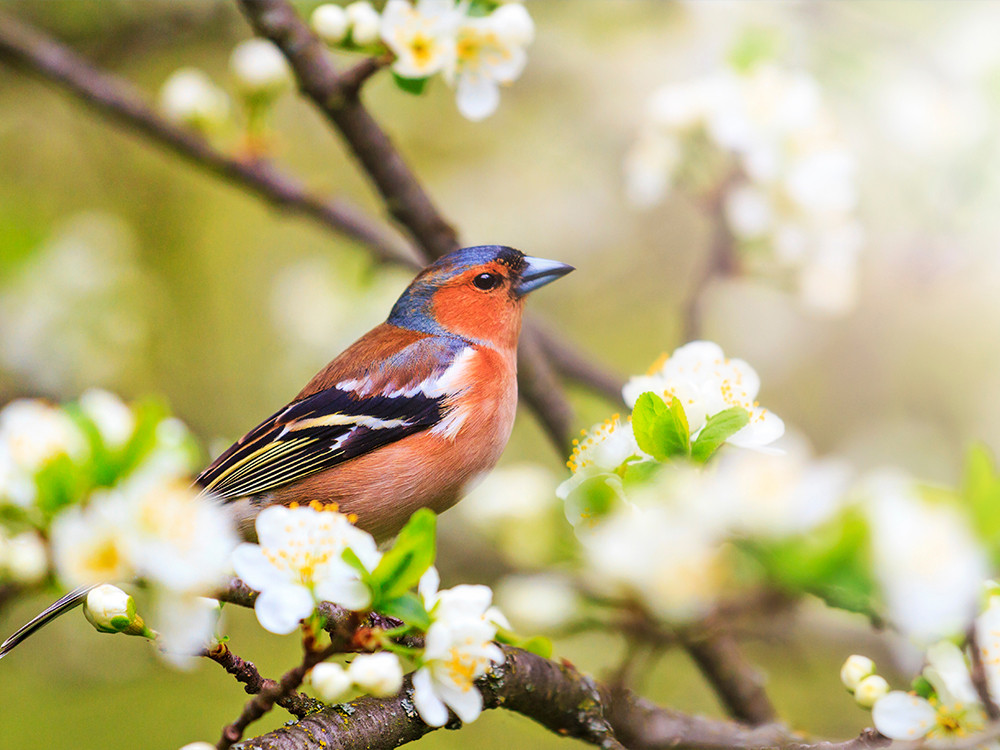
727;27;785;73
370;509;437;601
392;73;430;95
345;509;438;632
962;444;1000;563
496;627;553;659
632;392;690;460
690;407;749;463
744;510;876;616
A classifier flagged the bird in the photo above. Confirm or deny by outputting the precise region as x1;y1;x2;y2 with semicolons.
0;244;573;657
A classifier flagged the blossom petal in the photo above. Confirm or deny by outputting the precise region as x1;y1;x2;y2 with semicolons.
436;678;484;723
413;667;449;727
231;543;288;590
871;692;936;740
254;585;314;634
456;74;500;121
314;575;372;611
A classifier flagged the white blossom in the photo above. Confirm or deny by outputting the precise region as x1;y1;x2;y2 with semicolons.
864;471;988;642
229;39;292;98
155;595;223;669
4;531;48;583
495;574;580;632
311;4;350;45
412;567;508;726
309;662;352;702
710;435;851;538
580;503;723;622
380;0;459;80
231;503;381;634
872;641;986;740
159;68;230;131
79;389;135;450
445;7;531;120
348;652;404;697
623;341;785;451
52;495;135;586
557;414;646;527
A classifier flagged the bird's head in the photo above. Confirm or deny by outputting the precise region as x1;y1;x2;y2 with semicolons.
387;245;574;348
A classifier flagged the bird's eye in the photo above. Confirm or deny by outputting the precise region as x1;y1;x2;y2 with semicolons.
472;272;502;291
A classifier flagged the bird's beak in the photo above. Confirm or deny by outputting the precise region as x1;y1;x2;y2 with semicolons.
514;256;575;296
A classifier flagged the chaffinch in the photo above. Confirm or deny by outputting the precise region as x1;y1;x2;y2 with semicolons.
198;244;573;541
0;245;571;657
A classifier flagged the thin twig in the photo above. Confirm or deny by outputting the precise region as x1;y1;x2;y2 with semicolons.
0;9;416;268
339;53;392;98
533;323;627;406
204;641;323;719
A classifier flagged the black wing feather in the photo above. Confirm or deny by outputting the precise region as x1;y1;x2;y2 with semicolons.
195;386;445;500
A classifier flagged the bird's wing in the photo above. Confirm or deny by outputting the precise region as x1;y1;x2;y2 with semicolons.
195;335;474;501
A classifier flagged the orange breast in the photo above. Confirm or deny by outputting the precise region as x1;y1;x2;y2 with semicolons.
268;345;518;541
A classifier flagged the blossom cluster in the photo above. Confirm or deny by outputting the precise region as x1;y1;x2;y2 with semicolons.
846;589;1000;741
232;502;508;727
625;63;863;314
458;339;1000;656
311;0;534;120
0;391;235;666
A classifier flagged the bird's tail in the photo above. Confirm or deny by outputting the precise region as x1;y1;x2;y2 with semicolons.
0;585;95;660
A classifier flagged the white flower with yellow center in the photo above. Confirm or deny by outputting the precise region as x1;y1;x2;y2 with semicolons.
380;0;460;80
231;503;381;634
579;503;724;623
557;414;647;527
623;341;785;452
872;641;985;740
0;398;86;507
51;493;135;586
124;474;238;595
412;568;507;727
444;7;531;121
865;471;988;643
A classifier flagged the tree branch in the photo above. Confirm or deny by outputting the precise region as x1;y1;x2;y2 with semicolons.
236;0;459;260
680;629;777;725
0;8;416;268
204;641;324;720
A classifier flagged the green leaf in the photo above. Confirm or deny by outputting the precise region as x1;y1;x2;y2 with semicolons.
744;510;876;616
496;628;553;658
378;592;431;632
727;27;784;73
341;547;373;582
370;509;437;602
962;444;1000;561
392;73;429;95
690;407;750;463
631;392;690;461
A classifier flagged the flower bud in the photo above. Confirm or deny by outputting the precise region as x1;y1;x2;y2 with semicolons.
346;2;381;46
348;652;404;697
179;743;216;750
840;654;876;691
309;662;352;703
312;4;349;44
492;4;534;47
84;584;148;636
854;674;890;708
229;39;292;98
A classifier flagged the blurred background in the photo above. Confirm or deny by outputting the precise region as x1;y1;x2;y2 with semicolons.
2;1;1000;747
